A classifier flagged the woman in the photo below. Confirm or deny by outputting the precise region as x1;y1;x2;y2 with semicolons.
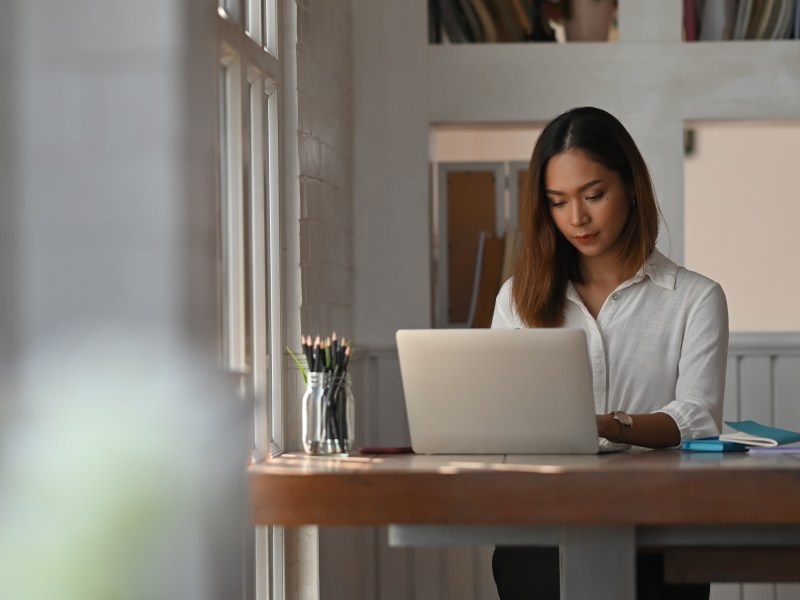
491;107;728;600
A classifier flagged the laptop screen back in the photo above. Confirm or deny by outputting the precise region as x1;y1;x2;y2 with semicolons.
396;328;600;454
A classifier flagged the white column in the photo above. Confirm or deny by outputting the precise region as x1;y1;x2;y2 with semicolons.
353;0;431;345
626;118;686;265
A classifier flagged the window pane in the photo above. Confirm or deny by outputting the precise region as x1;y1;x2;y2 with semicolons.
246;79;269;458
219;0;241;22
218;66;232;361
263;0;277;54
243;82;253;368
268;90;272;338
219;59;246;372
246;79;271;596
246;0;262;44
264;90;282;453
261;90;273;448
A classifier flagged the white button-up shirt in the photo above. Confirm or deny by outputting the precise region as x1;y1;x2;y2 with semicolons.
491;250;729;441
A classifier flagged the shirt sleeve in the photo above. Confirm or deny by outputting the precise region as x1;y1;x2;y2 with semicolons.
656;282;729;441
491;278;517;329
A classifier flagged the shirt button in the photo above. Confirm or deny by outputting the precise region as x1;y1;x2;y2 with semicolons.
612;294;620;301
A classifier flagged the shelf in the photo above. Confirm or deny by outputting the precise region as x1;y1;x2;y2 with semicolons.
427;41;800;123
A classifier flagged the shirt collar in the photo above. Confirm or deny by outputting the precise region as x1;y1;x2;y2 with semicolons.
565;249;678;304
636;249;678;291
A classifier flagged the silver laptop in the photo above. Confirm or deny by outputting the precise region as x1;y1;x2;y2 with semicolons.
396;328;625;454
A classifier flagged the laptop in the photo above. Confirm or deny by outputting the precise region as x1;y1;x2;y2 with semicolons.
396;328;626;454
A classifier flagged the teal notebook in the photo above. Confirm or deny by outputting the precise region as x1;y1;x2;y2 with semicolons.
681;438;748;453
720;420;800;447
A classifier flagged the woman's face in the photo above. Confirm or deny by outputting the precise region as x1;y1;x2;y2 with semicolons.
544;149;631;263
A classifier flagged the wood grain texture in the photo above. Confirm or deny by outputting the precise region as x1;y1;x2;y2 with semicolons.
250;452;800;526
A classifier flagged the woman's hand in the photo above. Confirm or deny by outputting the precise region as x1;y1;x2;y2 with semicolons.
596;412;681;448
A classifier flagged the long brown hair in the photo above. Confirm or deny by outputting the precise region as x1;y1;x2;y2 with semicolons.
512;107;660;327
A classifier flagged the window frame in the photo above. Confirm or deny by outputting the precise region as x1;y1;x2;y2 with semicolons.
217;0;282;457
217;2;283;598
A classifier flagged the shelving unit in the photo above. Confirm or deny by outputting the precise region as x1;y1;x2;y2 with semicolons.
429;4;800;268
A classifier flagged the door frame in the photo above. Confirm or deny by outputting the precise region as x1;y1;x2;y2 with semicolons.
435;161;506;328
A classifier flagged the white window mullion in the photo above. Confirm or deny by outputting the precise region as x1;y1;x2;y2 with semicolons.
244;68;273;600
270;525;284;600
222;53;247;372
265;81;283;456
264;0;278;57
247;74;270;461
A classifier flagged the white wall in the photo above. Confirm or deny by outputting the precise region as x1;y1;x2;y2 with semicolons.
297;0;355;338
353;0;430;346
433;125;542;162
685;121;800;331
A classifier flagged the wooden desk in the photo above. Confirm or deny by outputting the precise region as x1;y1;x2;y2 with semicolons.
249;450;800;600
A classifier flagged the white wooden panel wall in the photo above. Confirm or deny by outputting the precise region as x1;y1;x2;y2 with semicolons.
327;335;800;600
716;335;800;600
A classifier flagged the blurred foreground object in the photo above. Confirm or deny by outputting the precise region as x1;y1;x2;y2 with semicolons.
0;329;247;600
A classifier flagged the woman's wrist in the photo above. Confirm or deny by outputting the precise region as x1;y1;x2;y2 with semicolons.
596;412;682;448
596;414;619;441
